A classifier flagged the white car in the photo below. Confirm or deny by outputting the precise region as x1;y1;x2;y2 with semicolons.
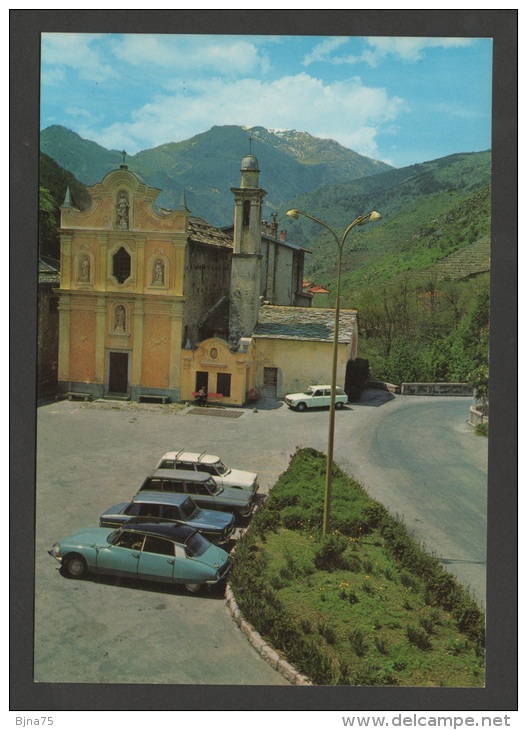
155;451;258;493
284;385;348;411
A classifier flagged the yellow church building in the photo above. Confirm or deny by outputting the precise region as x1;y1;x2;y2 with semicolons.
56;154;358;405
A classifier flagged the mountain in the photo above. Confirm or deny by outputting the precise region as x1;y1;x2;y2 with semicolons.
276;150;491;297
39;152;91;259
40;124;393;227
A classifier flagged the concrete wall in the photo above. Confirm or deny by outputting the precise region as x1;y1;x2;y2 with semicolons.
254;338;350;398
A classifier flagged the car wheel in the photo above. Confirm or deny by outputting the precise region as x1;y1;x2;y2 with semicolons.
185;583;202;594
296;402;307;412
335;401;344;410
63;554;87;579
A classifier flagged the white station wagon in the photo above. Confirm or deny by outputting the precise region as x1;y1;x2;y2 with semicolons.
155;451;259;493
284;385;348;411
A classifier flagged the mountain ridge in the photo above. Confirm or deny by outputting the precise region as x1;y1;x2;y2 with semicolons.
40;124;393;227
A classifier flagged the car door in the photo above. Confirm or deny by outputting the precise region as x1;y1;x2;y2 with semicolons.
138;535;176;582
96;530;144;577
322;389;332;407
311;388;325;408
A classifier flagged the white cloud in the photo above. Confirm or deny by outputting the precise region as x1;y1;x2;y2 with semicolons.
302;35;476;68
365;36;475;63
81;72;406;160
110;34;269;75
41;34;119;83
302;37;350;66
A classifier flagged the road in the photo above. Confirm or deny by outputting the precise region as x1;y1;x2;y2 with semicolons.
34;391;487;684
335;396;488;605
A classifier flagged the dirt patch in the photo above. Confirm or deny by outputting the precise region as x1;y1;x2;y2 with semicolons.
187;407;244;418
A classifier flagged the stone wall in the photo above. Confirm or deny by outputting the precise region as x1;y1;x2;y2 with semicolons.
401;382;473;396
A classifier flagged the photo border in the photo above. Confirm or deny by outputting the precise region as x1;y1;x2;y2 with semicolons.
10;8;518;712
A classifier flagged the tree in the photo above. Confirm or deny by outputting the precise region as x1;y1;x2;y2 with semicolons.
39;186;60;260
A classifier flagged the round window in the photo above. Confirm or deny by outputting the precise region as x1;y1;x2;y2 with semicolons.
210;347;218;360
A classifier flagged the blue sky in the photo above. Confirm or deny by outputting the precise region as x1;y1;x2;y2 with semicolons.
40;33;492;169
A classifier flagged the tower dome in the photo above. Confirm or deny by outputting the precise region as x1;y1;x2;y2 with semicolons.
240;153;260;188
241;154;259;171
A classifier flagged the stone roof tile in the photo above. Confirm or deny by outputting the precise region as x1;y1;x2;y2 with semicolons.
188;216;233;248
253;305;357;343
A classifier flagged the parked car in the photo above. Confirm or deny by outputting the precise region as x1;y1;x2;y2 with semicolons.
99;491;235;545
137;469;256;519
155;450;258;493
48;519;230;593
284;385;348;411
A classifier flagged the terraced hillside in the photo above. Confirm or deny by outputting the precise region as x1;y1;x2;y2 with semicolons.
426;236;490;281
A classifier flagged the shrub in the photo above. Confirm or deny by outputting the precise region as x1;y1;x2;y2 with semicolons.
281;505;309;530
475;422;488;437
313;533;348;571
406;625;432;651
349;629;368;657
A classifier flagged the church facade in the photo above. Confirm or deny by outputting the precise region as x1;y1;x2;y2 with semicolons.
56;154;358;405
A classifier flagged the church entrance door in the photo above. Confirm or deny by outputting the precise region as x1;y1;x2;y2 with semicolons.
108;351;129;395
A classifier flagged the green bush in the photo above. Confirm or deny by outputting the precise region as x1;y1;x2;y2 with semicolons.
313;533;348;571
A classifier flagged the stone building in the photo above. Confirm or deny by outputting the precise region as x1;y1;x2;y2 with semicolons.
56;153;358;405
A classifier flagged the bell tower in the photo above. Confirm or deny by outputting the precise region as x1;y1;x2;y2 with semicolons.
229;153;267;343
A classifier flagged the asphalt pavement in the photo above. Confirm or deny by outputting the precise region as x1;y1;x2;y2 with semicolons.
33;390;487;685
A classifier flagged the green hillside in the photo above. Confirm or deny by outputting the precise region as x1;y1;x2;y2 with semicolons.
280;151;491;387
39;152;91;260
282;151;490;282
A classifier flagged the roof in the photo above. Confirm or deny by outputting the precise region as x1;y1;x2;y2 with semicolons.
220;224;310;254
133;492;193;506
147;469;213;482
160;451;220;464
253;305;357;343
38;257;60;284
118;519;196;542
260;231;311;254
188;216;233;249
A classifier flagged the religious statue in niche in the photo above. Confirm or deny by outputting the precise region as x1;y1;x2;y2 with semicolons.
152;259;165;285
116;191;129;228
114;305;126;333
78;255;90;282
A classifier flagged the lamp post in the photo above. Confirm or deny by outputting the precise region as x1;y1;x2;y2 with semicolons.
286;208;382;535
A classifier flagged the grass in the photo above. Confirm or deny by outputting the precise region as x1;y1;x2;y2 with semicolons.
230;448;485;687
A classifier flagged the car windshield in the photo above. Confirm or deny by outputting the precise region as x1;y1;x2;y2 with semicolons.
185;531;209;557
180;498;198;520
207;479;222;495
304;388;315;395
107;529;120;544
214;461;229;476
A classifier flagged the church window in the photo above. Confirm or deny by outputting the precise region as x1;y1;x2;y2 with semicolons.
113;247;131;283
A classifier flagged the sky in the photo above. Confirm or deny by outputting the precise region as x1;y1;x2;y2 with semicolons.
40;33;493;169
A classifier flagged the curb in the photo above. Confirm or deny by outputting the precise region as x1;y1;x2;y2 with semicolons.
224;584;312;686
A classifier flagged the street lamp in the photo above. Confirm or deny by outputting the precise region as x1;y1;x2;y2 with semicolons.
286;208;382;535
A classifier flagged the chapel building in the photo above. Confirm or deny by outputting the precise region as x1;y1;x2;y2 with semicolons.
56;154;358;405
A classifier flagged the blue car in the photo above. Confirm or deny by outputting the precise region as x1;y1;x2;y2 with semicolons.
49;519;231;593
99;491;236;545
